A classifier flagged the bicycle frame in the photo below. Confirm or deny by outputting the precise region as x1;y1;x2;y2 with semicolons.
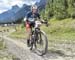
29;19;48;56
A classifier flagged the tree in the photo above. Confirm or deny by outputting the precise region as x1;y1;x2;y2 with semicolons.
40;0;75;19
53;0;67;19
40;9;45;19
45;0;54;19
67;0;75;18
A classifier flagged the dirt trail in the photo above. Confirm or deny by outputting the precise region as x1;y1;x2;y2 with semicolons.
0;33;65;60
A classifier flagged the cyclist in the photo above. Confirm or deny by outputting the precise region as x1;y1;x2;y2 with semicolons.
25;5;41;47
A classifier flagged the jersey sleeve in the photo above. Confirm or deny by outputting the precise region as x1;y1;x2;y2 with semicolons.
26;13;29;19
26;12;31;20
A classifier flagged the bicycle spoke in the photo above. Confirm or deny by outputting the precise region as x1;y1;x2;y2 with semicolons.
29;29;48;56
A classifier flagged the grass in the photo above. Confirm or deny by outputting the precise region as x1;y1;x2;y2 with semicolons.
10;30;26;39
10;18;75;50
0;26;9;31
7;18;75;55
0;51;17;60
9;24;27;39
0;40;5;50
41;18;75;42
9;18;75;43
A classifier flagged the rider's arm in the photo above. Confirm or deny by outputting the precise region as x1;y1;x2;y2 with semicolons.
26;14;29;22
37;13;43;22
26;12;31;22
37;13;45;23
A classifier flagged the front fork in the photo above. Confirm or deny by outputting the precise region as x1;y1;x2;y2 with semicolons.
30;31;37;50
30;28;41;50
35;28;42;44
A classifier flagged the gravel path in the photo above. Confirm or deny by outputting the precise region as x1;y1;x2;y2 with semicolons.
0;33;64;60
1;31;75;60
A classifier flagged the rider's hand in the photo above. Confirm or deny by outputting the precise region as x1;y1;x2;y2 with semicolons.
40;19;45;23
41;19;49;27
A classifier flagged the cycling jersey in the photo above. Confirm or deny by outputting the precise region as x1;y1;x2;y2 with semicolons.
25;11;40;31
26;11;40;22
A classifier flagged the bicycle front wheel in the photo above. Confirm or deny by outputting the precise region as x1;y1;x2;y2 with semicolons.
34;31;48;56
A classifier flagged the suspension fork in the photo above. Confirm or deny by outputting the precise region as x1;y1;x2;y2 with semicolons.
35;28;41;42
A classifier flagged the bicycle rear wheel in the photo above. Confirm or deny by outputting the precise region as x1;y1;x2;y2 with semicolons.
34;31;48;56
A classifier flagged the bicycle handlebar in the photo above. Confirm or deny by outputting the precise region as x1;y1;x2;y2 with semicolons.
41;20;49;27
26;18;49;27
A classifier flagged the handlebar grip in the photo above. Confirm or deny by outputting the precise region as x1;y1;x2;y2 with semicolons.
41;20;49;27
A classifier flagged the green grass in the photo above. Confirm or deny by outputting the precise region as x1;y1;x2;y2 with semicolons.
0;41;5;50
10;31;26;39
9;25;27;39
9;18;75;54
10;18;75;43
41;18;75;41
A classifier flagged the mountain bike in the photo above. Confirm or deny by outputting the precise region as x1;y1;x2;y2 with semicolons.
29;19;48;56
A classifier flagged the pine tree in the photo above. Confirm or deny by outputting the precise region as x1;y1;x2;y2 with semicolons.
53;0;67;19
67;0;75;18
40;0;75;19
44;0;54;19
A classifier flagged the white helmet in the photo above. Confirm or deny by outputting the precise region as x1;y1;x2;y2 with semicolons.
31;5;38;10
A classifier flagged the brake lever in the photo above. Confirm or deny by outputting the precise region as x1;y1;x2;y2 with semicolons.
40;19;49;27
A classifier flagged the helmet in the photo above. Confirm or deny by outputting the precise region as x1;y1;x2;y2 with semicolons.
31;5;38;10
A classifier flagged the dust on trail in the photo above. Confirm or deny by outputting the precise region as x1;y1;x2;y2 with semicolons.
0;31;73;60
0;34;64;60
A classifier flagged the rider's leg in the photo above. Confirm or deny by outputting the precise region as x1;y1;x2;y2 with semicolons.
26;22;32;47
27;28;32;47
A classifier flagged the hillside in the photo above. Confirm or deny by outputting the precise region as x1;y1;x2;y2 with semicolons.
41;0;75;19
8;18;75;60
9;18;75;41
